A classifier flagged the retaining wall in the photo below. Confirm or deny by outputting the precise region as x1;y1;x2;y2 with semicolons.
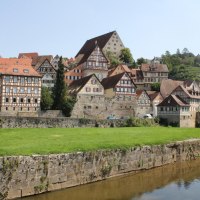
1;139;200;199
0;116;124;128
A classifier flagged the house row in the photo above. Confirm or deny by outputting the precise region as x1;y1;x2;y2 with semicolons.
68;72;152;119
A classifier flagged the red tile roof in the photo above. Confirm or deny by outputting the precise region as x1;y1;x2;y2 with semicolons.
0;58;41;77
18;52;38;60
160;79;183;98
141;63;169;72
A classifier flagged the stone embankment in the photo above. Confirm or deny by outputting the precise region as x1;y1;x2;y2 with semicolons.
0;139;200;199
0;116;124;128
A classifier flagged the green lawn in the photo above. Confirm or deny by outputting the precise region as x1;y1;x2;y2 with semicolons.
0;127;200;156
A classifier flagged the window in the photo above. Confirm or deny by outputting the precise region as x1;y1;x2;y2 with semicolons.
6;98;9;103
35;78;39;83
34;88;38;94
27;98;31;103
13;87;17;93
13;98;16;103
13;76;18;83
27;77;31;83
35;99;38;103
13;68;18;73
5;87;10;93
6;107;8;111
21;77;25;83
20;88;24;93
23;69;29;73
27;87;31;93
20;98;23;103
5;76;10;83
91;79;97;84
86;87;91;92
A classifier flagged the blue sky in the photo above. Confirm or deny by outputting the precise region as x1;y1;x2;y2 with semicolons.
1;0;200;59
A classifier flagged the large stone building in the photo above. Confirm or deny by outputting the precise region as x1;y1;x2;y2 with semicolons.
0;58;42;116
69;74;105;119
75;31;125;64
158;79;200;127
101;72;137;118
157;94;191;127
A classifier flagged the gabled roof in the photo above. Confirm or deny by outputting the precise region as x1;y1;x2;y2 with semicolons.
141;63;169;72
35;58;56;71
172;85;200;100
34;55;53;68
160;79;183;98
131;68;143;79
158;95;189;107
108;64;131;76
76;31;115;58
0;58;41;77
136;90;150;99
76;43;108;65
147;91;163;101
18;52;38;59
101;72;135;89
69;74;101;94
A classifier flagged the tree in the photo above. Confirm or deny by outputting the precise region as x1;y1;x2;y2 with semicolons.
151;83;160;92
62;96;76;117
137;57;147;65
119;48;134;66
40;87;53;110
182;48;190;55
106;51;120;68
52;56;67;110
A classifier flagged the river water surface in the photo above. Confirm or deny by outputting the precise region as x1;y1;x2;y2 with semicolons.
23;159;200;200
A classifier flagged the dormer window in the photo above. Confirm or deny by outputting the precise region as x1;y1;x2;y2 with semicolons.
13;68;18;73
23;69;29;73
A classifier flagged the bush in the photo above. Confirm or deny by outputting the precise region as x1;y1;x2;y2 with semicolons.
125;117;158;127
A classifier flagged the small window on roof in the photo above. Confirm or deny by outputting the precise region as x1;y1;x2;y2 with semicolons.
23;69;29;73
13;68;18;73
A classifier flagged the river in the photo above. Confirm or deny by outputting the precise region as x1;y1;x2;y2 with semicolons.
23;159;200;200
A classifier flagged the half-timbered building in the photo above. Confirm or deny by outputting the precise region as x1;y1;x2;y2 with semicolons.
35;59;57;88
0;58;42;116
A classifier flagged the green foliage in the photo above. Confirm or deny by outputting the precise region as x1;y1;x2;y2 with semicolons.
1;127;200;156
125;117;158;127
119;48;134;65
106;51;120;67
137;57;147;66
162;48;200;81
151;82;160;91
62;96;76;117
40;87;53;110
52;56;67;109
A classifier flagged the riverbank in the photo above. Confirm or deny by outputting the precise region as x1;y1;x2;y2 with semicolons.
1;127;200;156
1;139;200;199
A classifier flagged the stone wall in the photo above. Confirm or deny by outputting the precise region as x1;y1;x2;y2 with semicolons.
1;139;200;199
0;116;125;128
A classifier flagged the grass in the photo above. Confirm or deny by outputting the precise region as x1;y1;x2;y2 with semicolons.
0;127;200;156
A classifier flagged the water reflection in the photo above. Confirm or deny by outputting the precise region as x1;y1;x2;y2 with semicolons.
23;159;200;200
